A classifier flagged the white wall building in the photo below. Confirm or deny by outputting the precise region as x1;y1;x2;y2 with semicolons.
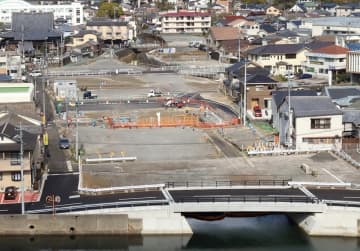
160;10;211;34
300;17;360;37
278;96;343;151
0;0;84;26
0;83;34;103
303;44;349;78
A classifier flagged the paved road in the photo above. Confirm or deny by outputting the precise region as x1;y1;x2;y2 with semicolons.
169;188;307;203
0;174;166;214
206;130;242;158
310;188;360;202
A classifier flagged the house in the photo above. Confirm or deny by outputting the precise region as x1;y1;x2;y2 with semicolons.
246;43;308;76
215;39;250;63
226;19;260;38
0;13;63;65
303;44;348;79
271;89;317;130
160;10;211;34
300;17;360;37
217;15;247;27
0;0;83;26
319;3;338;16
67;30;99;48
266;6;281;16
207;27;242;50
223;61;277;119
342;110;360;138
289;4;306;13
347;50;360;83
278;96;342;150
0;115;42;191
86;19;136;45
323;86;360;108
336;4;360;17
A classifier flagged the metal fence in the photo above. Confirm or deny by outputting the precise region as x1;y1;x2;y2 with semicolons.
166;179;292;188
176;195;319;204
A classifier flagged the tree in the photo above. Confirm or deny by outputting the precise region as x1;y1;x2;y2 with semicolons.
96;1;123;19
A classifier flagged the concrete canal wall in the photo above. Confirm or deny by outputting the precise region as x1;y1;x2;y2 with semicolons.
0;210;193;235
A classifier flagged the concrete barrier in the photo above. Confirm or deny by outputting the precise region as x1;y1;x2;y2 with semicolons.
0;214;131;235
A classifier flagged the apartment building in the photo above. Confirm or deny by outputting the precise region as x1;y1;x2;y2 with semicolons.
160;11;211;34
0;0;83;25
303;44;348;79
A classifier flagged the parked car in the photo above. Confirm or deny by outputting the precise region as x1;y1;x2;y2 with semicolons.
58;138;70;149
4;186;17;200
83;91;97;99
299;73;312;79
253;106;262;117
29;70;42;77
164;99;185;108
147;89;162;98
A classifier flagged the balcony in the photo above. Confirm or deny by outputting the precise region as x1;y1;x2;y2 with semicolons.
0;158;31;172
303;60;346;70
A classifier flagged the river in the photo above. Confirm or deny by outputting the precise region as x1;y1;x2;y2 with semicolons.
2;215;360;251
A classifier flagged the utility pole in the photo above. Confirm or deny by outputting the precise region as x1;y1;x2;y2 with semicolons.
75;94;79;161
287;73;293;148
243;59;247;126
19;122;25;215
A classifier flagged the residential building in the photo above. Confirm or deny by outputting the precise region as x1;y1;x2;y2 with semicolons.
346;50;360;83
223;61;277;119
226;19;260;38
300;17;360;37
160;11;211;34
319;3;338;16
207;27;241;49
323;86;360;108
86;19;136;44
335;4;360;17
278;96;342;150
271;89;317;131
303;44;348;79
266;6;281;16
67;30;99;48
0;13;63;65
0;113;42;191
0;0;83;26
246;44;308;76
342;110;360;138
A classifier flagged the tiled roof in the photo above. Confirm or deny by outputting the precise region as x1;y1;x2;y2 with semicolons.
1;13;61;40
223;15;247;24
247;43;305;55
210;27;241;41
87;19;128;26
312;44;349;54
289;96;342;118
161;11;210;17
343;110;360;125
325;86;360;100
272;90;317;108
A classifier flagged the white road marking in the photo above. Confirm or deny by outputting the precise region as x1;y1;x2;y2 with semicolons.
118;196;157;201
322;168;344;183
57;202;82;207
344;197;360;199
69;195;80;199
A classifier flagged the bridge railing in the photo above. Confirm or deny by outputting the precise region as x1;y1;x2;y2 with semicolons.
26;199;169;214
176;196;319;204
166;180;292;188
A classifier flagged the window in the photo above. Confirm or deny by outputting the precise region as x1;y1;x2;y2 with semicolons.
285;54;296;59
311;118;331;129
255;85;264;91
10;153;20;165
11;172;21;182
302;137;336;144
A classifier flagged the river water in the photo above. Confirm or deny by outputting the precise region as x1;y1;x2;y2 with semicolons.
2;215;360;251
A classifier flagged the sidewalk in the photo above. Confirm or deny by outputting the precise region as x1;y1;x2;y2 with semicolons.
0;191;40;204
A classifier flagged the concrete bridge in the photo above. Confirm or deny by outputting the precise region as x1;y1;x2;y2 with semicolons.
1;174;360;236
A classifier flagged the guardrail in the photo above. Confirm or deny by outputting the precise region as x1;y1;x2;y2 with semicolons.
27;199;169;214
78;184;165;194
166;179;292;188
176;196;319;204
